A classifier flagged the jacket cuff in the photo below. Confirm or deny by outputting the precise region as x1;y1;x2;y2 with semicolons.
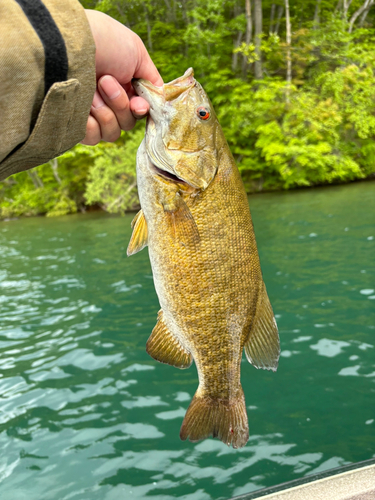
0;0;96;181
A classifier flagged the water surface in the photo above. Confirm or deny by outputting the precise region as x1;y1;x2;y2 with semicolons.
0;182;374;499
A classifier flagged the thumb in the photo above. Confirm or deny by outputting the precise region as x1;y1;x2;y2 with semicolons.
134;39;164;86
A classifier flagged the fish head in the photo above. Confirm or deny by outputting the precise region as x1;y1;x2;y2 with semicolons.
133;68;220;191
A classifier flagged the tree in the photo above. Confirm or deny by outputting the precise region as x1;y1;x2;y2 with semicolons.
2;0;375;219
254;0;263;79
285;0;292;97
349;0;375;32
242;0;252;74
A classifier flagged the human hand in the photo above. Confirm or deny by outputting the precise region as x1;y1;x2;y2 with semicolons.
82;10;163;145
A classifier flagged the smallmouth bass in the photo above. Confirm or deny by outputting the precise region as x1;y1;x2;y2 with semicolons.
128;68;280;448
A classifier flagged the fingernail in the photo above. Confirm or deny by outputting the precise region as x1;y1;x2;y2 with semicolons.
92;91;105;109
100;76;121;99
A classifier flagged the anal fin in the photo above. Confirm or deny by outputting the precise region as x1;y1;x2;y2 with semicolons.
147;310;193;369
245;281;280;371
127;209;148;256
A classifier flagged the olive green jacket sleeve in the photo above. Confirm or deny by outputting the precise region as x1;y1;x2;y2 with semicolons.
0;0;96;181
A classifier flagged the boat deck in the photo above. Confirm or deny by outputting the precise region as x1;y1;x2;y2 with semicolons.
232;458;375;500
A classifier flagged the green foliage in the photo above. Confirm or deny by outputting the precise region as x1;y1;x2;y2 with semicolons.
0;128;143;218
0;145;98;218
1;0;375;219
255;93;363;188
85;128;143;213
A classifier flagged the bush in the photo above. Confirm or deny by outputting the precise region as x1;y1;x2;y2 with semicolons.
84;128;143;213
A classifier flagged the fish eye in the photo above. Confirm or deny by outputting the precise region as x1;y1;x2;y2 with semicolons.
196;106;210;120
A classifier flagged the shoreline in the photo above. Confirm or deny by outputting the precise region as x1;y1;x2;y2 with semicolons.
1;176;374;222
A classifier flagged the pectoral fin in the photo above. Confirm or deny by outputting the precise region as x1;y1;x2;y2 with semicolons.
164;194;200;247
127;209;148;256
147;310;193;369
245;281;280;371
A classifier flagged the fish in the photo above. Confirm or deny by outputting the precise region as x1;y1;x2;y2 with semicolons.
127;68;280;449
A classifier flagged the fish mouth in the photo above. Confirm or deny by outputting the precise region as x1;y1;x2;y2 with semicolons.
151;163;188;186
132;68;196;105
165;67;195;87
163;68;195;101
132;79;163;102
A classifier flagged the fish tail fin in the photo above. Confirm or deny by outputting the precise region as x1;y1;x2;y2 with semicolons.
180;386;249;449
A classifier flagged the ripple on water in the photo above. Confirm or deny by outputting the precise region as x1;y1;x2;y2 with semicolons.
310;338;351;357
0;183;374;499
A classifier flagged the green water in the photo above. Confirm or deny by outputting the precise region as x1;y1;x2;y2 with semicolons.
0;182;374;500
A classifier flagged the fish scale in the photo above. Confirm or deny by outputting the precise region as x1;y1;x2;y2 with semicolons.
128;68;280;448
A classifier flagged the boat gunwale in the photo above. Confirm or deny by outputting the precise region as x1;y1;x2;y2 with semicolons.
230;457;375;500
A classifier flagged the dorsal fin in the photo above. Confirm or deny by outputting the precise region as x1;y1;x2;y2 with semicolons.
244;281;280;371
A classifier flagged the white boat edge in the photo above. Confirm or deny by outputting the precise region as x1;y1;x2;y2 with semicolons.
231;458;375;500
